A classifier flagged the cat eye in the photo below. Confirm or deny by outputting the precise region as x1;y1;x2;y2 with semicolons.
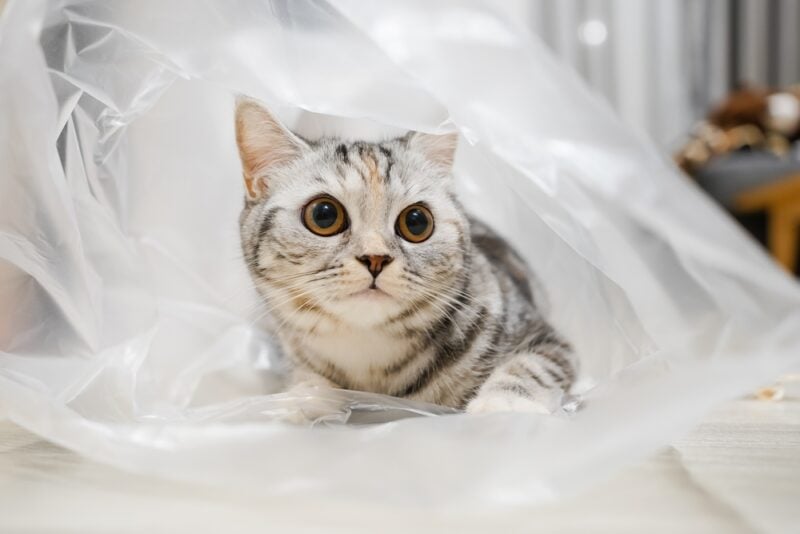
302;196;348;236
396;204;434;243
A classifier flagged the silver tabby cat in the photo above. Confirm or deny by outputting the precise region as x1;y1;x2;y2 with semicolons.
235;98;577;414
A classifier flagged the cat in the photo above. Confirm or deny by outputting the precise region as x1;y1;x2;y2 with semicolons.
235;98;577;415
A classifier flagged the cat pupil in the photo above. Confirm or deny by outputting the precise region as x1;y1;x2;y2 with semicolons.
405;209;428;235
313;202;338;228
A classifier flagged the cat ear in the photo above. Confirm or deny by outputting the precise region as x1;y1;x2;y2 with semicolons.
235;97;308;201
406;131;458;169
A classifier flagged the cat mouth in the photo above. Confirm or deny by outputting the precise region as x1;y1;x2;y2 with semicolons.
349;287;392;299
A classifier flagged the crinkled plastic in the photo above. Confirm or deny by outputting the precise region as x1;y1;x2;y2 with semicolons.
1;0;800;509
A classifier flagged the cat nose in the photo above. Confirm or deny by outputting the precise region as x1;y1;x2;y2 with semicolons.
356;254;394;278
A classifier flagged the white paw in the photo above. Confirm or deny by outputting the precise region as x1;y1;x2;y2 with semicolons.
276;408;318;425
466;391;552;415
274;385;351;425
276;403;351;425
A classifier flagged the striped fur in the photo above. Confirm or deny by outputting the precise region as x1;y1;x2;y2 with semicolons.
235;99;577;413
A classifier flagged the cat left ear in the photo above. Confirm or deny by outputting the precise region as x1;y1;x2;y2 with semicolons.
235;97;308;201
406;131;458;170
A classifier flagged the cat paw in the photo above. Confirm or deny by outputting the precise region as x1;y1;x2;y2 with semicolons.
275;385;351;425
465;392;552;415
276;404;350;425
276;408;317;425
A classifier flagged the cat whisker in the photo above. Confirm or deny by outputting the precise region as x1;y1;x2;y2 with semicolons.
245;279;331;328
270;286;334;337
219;266;338;314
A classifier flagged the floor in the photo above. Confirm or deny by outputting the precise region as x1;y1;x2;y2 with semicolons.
1;389;798;534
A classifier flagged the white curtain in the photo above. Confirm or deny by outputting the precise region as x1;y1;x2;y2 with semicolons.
522;0;800;150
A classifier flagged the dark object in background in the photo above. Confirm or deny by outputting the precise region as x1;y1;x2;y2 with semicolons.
678;86;800;275
677;85;800;173
694;152;800;275
708;87;770;131
693;151;800;209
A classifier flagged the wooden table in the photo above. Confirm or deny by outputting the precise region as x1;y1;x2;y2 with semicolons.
735;173;800;273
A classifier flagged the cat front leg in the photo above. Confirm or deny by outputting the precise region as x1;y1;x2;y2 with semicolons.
288;365;340;392
465;347;576;415
277;364;349;424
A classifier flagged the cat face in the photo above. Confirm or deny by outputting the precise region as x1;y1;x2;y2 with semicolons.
236;99;469;329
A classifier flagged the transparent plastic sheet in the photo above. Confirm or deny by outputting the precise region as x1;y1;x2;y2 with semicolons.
1;0;799;511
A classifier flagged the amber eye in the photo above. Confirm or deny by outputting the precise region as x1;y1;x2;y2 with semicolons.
302;196;347;236
396;204;434;243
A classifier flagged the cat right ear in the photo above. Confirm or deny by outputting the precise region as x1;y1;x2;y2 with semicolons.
405;131;458;171
234;97;307;201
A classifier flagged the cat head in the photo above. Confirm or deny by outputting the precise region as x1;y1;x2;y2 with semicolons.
235;98;469;329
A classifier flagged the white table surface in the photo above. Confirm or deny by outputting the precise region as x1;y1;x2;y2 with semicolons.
1;392;798;534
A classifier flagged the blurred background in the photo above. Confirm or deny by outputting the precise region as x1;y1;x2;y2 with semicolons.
520;0;800;276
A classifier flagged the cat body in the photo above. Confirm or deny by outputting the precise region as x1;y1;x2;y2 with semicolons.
236;99;576;413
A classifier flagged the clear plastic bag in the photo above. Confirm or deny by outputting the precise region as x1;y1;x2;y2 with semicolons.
1;0;799;506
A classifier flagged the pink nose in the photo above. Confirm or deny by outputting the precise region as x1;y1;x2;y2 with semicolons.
357;254;393;278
